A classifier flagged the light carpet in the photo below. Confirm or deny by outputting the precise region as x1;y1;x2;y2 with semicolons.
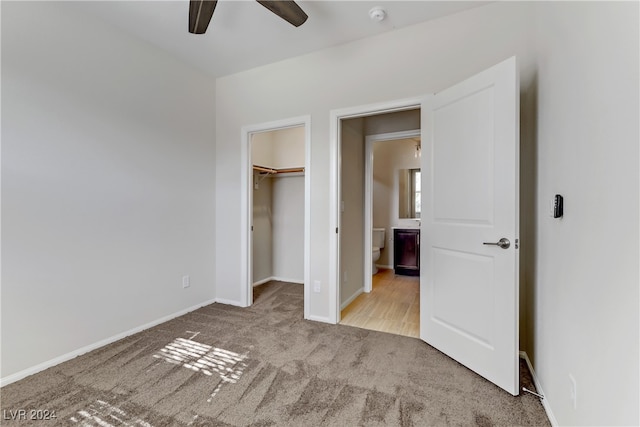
1;281;549;426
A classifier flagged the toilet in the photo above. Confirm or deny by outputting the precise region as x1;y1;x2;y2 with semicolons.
372;228;386;274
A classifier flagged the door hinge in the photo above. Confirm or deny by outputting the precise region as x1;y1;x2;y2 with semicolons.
336;227;339;234
515;238;519;249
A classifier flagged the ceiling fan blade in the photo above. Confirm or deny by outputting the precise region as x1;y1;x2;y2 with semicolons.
256;1;308;27
189;0;217;34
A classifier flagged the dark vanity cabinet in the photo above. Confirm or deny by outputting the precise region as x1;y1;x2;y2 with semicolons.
394;229;420;276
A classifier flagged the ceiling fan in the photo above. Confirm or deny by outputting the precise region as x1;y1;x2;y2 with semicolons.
189;0;308;34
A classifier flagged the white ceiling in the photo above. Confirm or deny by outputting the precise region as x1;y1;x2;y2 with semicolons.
71;1;489;78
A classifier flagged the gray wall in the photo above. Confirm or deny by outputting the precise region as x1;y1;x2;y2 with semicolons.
2;2;216;379
252;172;273;283
340;118;365;306
531;3;639;424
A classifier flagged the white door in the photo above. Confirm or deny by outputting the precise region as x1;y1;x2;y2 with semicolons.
420;57;519;395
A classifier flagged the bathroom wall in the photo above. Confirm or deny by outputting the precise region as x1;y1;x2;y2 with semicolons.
372;139;421;268
366;110;422;269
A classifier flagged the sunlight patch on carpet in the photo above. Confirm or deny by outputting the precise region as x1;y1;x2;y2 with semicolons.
153;333;249;401
69;400;152;427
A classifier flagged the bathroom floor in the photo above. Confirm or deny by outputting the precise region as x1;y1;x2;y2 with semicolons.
340;269;420;338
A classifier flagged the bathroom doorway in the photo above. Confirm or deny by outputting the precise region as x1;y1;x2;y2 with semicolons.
337;110;422;338
241;116;311;317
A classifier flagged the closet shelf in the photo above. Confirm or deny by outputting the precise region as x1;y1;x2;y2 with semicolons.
253;165;305;175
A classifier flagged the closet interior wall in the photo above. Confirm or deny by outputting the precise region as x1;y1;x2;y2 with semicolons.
252;127;305;286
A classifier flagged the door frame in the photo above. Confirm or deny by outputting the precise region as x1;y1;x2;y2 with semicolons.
329;98;423;323
240;115;311;318
364;129;421;293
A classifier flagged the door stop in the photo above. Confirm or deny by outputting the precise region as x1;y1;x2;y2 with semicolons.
522;387;544;399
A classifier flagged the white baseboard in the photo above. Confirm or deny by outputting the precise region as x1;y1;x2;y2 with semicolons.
520;351;558;427
253;277;273;287
214;297;246;307
253;276;304;287
0;298;217;387
271;276;304;284
305;314;334;324
377;264;393;270
341;287;363;310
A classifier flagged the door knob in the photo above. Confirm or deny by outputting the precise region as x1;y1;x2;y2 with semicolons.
483;238;510;249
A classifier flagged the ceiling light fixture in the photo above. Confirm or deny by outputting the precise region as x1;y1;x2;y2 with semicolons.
369;7;387;22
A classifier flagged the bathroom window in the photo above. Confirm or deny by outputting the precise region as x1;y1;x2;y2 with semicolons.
413;170;421;217
411;169;421;218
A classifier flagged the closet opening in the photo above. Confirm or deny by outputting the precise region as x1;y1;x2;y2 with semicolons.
241;117;311;318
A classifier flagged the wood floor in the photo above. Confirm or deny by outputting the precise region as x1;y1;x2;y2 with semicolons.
340;269;420;338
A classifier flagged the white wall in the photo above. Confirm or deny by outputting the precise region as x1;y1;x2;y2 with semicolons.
1;2;216;381
215;0;535;319
272;176;304;283
532;2;639;425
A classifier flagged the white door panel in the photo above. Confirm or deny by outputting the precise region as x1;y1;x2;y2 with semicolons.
421;57;519;395
433;86;495;225
432;248;496;347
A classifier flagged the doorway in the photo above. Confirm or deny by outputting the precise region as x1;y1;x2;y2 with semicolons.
241;116;311;317
338;116;423;338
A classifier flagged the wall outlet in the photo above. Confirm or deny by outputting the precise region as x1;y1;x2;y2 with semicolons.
569;374;577;409
182;275;190;289
313;280;321;293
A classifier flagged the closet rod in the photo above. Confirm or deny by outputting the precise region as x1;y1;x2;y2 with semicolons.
253;165;277;174
274;167;305;174
253;165;304;174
